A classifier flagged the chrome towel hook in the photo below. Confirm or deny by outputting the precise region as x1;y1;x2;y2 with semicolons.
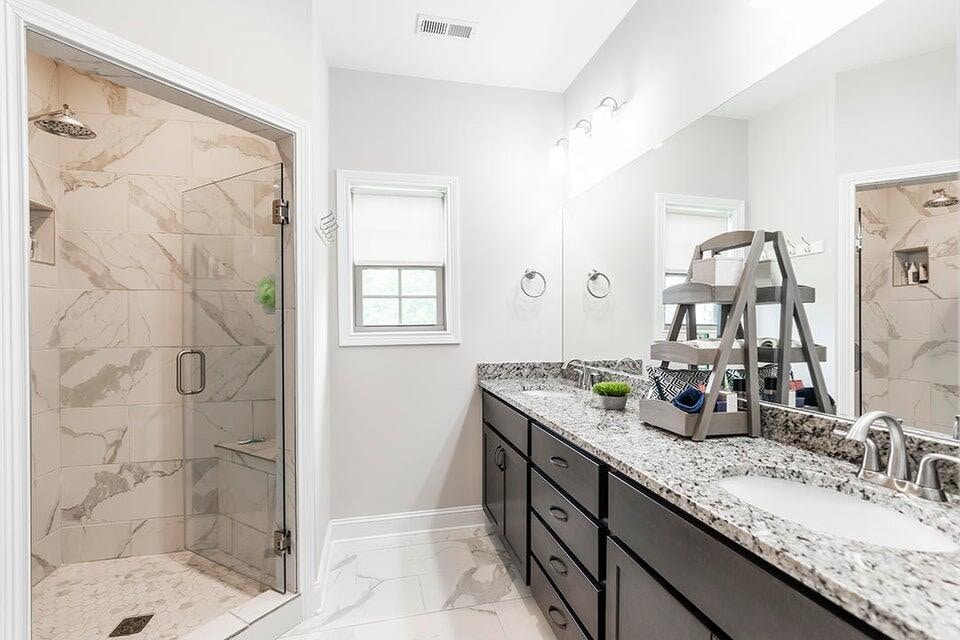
521;267;546;298
586;269;611;298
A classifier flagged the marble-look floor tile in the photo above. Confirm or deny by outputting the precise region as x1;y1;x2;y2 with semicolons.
285;606;508;640
478;598;558;640
31;551;265;640
312;573;426;631
419;559;529;611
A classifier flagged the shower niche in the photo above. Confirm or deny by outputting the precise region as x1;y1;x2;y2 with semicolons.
892;246;929;286
29;200;55;265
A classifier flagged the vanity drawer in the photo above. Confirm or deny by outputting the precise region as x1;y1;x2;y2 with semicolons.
531;423;601;517
482;392;528;455
607;473;877;640
530;511;600;639
531;468;601;580
530;557;591;640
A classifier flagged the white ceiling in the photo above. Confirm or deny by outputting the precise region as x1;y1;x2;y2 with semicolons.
713;0;958;119
316;0;638;92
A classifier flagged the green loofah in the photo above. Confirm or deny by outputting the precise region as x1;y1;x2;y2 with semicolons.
592;381;632;397
256;275;276;310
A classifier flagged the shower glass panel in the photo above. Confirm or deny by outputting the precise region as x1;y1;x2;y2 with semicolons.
179;163;286;592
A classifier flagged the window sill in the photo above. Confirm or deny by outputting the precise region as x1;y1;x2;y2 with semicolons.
339;328;461;347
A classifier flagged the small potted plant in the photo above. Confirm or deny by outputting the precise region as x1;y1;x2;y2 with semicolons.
593;381;632;411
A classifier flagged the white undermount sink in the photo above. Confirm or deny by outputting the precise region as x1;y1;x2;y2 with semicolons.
521;389;574;399
719;475;958;553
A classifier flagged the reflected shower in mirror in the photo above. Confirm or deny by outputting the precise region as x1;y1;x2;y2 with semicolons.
561;0;960;434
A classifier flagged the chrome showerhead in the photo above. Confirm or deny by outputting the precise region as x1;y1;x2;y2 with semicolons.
923;188;958;208
29;104;96;139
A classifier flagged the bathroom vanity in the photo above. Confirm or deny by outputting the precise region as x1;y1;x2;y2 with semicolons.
479;371;960;640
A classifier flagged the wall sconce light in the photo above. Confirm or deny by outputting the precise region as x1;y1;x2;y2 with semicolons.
569;118;592;157
549;137;569;176
591;96;624;138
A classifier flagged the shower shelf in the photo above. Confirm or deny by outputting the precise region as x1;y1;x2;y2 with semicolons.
650;341;826;366
892;246;929;287
662;282;815;305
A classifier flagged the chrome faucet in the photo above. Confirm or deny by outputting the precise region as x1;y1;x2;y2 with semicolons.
844;410;910;487
561;359;586;388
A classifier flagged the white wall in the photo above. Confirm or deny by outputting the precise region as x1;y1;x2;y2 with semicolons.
561;0;884;197
563;116;748;359
747;79;837;393
40;0;313;120
328;69;563;519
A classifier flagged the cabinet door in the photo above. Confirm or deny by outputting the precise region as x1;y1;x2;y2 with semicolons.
483;425;504;532
606;538;712;640
501;441;528;579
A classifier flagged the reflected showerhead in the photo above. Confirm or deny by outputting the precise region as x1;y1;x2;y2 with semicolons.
29;104;96;139
923;188;958;208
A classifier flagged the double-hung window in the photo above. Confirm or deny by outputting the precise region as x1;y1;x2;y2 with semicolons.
655;194;745;339
337;171;460;346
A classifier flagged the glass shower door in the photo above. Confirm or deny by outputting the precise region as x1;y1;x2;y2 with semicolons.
179;163;287;592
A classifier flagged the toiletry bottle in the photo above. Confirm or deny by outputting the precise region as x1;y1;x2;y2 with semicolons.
908;261;918;284
919;261;928;283
763;377;778;402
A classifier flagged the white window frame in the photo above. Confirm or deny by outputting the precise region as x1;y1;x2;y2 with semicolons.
653;193;745;340
337;169;461;346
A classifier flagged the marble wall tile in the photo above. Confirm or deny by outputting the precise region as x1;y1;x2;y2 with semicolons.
32;469;61;543
59;171;127;231
889;339;959;384
182;178;254;235
58;64;127;115
252;400;276;441
31;530;61;586
31;349;60;415
182;235;275;292
129;403;183;461
126;86;219;122
59;231;185;290
29;158;60;210
27;51;58;112
931;384;960;427
190;346;274;403
185;513;219;550
31;410;60;478
183;400;254;458
130;515;185;555
880;300;933;340
62;522;132;563
128;175;187;233
184;291;275;347
219;460;270;533
192;122;281;180
60;406;129;466
216;514;233;554
59;290;128;348
61;461;183;525
252;180;279;236
128;291;182;346
188;458;219;515
60;347;180;407
60;114;192;177
931;300;960;340
231;519;273;581
30;287;60;350
926;254;960;299
886;378;932;429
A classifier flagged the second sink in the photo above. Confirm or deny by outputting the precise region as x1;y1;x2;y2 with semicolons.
719;474;958;553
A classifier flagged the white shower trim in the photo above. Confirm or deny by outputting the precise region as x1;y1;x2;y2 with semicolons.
0;1;324;637
836;159;960;417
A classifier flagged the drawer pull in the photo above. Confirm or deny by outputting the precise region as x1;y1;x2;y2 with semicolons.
494;445;506;471
549;456;569;468
548;555;568;576
547;605;568;629
549;506;568;522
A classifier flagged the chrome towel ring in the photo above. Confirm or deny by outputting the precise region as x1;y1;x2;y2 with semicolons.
586;269;611;298
521;267;546;298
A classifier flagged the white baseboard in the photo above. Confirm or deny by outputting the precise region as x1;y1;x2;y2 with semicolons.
313;505;489;615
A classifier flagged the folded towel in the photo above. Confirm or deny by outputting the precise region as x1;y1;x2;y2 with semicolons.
672;386;705;413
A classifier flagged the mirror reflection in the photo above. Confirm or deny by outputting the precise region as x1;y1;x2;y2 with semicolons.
562;0;959;434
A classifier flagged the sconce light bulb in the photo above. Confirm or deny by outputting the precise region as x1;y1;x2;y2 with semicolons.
549;140;568;176
591;101;614;138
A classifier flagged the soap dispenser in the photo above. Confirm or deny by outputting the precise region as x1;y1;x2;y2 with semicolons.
907;261;918;284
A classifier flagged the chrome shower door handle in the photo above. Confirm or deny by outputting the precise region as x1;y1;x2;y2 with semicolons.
176;349;206;395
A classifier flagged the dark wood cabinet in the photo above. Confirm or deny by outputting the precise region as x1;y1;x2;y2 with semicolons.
482;424;504;529
606;537;712;640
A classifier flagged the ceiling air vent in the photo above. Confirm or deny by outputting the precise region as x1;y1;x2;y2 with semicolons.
416;14;477;40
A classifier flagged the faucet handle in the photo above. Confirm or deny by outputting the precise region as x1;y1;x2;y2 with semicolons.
913;453;960;502
860;437;881;474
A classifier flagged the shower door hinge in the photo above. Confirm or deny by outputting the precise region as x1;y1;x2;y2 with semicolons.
273;529;292;556
272;199;290;225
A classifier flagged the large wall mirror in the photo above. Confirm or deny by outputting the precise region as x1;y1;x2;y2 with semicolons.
562;0;959;435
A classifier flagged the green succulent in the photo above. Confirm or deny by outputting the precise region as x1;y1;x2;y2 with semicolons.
592;381;632;397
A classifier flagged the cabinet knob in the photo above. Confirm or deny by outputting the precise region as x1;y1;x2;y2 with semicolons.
549;506;568;522
547;606;568;629
548;555;568;576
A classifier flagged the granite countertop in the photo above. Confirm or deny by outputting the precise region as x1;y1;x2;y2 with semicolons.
479;376;960;640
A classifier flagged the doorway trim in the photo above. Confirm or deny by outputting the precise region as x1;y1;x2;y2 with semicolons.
836;159;960;416
0;1;322;637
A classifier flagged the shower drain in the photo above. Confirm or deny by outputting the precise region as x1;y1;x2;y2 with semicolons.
108;614;154;637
